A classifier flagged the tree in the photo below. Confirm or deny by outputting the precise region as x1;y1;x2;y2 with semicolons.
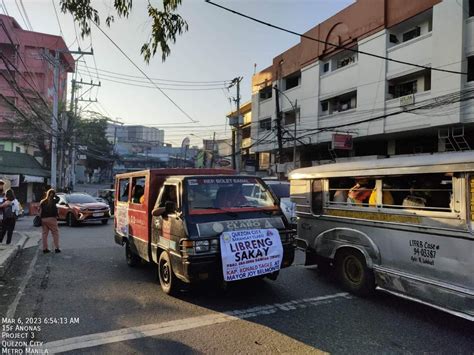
60;0;188;63
75;117;114;171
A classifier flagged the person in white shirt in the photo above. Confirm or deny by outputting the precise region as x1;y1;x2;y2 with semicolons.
11;198;20;218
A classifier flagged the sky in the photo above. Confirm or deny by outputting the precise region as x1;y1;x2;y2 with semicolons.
3;0;353;146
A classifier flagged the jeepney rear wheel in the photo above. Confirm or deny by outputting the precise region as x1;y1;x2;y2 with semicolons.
336;249;375;296
125;242;140;267
158;251;180;295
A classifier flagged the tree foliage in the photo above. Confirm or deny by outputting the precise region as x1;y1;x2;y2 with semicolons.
76;117;113;170
60;0;188;63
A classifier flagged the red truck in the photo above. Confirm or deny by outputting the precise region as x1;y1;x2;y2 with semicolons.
114;168;295;294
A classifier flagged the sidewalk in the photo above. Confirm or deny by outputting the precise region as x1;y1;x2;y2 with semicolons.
0;216;41;278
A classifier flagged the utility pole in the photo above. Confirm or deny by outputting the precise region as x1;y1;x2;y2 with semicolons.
274;84;284;177
51;50;60;188
228;76;243;172
69;79;100;191
210;131;216;168
44;48;94;190
235;77;242;172
293;99;298;170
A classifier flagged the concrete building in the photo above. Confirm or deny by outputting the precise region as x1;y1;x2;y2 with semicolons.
252;0;474;176
227;101;255;172
106;124;165;146
125;125;164;144
0;15;74;158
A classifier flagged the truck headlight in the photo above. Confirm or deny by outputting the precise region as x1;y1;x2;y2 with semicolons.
195;240;210;253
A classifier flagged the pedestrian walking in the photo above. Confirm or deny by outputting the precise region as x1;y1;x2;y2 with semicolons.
0;189;16;245
39;189;61;254
0;180;6;241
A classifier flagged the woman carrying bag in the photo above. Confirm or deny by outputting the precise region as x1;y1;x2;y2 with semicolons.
0;189;17;245
39;189;61;254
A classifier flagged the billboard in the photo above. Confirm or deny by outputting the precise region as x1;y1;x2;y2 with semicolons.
331;134;353;150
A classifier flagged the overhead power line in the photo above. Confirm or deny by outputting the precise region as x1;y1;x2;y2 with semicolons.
18;0;32;30
205;0;468;76
77;74;227;91
75;68;229;87
76;63;233;84
14;0;30;30
92;22;198;123
51;0;64;37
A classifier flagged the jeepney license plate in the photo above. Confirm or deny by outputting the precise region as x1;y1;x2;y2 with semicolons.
93;213;104;217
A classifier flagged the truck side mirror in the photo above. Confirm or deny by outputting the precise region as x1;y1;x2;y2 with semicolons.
165;201;176;214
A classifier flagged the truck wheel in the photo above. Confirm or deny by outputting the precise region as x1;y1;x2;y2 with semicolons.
158;252;180;295
125;242;140;267
67;213;77;227
336;249;375;296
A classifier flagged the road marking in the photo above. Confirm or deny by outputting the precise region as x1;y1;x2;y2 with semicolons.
39;292;350;354
5;240;39;319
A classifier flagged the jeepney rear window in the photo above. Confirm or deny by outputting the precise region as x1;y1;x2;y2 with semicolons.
186;177;277;212
118;179;130;202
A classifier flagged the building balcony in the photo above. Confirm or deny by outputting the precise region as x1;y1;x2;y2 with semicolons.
387;32;432;77
319;62;358;98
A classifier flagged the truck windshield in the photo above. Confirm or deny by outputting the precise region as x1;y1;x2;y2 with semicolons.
186;177;277;213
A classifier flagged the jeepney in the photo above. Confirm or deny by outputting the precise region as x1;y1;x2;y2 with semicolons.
289;151;474;321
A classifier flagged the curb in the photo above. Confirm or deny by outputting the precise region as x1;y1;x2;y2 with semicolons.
0;232;30;279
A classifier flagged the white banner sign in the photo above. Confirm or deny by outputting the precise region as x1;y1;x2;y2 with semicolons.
115;204;129;237
1;174;19;187
23;175;44;183
220;228;283;282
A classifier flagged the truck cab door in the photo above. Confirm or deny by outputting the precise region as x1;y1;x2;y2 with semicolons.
152;184;182;261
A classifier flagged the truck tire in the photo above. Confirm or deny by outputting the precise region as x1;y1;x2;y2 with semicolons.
125;242;140;267
158;251;180;295
336;249;375;296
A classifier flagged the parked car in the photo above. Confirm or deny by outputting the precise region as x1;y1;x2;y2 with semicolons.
261;179;297;227
57;193;110;226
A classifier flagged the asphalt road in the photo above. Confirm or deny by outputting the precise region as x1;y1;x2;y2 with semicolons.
1;220;473;354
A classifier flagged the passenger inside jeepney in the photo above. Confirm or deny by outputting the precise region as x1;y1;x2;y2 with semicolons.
347;179;373;205
132;185;144;204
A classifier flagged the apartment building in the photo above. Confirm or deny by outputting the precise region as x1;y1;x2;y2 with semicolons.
252;0;474;175
0;14;74;156
227;101;254;171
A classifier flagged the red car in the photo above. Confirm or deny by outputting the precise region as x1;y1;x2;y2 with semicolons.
57;193;110;226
